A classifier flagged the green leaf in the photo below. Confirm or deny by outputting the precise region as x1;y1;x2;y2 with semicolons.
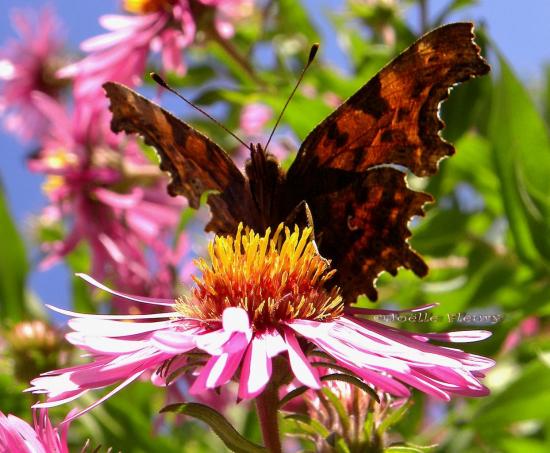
377;400;412;434
441;75;491;143
161;402;267;453
274;0;319;42
320;387;351;435
283;413;331;438
500;437;550;453
432;0;480;27
488;55;550;265
279;385;309;409
321;373;380;403
0;182;29;323
334;436;352;453
384;446;427;453
544;63;550;127
85;382;183;452
474;359;550;430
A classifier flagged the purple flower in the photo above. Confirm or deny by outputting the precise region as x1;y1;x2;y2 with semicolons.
59;0;254;100
0;7;67;141
28;94;183;306
0;410;71;453
30;224;494;421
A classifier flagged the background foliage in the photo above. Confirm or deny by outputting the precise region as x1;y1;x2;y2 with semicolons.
1;0;549;452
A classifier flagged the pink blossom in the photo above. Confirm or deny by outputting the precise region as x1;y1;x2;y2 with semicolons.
0;7;67;141
30;226;494;421
28;94;183;307
239;103;272;136
206;0;255;39
235;103;291;169
59;0;254;101
502;316;540;353
0;410;71;453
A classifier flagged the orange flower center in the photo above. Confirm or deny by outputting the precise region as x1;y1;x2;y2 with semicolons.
123;0;176;14
177;223;343;331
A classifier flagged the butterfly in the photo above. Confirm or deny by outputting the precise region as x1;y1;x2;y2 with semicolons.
104;22;490;303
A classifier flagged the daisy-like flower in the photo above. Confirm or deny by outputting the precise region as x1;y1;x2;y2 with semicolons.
59;0;254;101
0;7;67;141
0;410;71;453
30;223;493;422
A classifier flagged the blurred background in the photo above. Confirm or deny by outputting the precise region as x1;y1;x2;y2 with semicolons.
1;1;550;452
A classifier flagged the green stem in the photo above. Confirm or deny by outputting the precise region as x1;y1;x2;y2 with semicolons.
256;384;282;453
210;30;266;88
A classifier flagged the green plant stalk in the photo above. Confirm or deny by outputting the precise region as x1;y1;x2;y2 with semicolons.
256;383;283;453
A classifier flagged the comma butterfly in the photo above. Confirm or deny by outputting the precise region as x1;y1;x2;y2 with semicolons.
104;22;490;302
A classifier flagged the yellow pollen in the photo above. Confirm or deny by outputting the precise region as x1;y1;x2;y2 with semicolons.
41;149;76;195
177;223;343;331
42;175;65;195
44;148;77;169
123;0;176;14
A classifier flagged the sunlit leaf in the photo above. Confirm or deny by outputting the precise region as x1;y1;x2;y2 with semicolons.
161;402;267;453
489;56;550;265
474;359;550;430
0;182;29;323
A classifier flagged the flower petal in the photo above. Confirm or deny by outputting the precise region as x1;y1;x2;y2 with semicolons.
284;329;320;389
238;336;272;399
151;329;197;354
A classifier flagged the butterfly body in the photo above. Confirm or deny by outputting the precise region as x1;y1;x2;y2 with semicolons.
105;22;490;302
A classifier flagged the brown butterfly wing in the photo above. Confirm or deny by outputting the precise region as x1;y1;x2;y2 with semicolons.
103;82;256;234
286;23;490;301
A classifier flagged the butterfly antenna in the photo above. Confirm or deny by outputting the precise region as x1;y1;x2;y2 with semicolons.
150;72;249;149
264;43;319;151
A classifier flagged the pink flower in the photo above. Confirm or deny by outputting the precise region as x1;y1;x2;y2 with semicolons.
0;410;71;453
59;0;254;101
30;225;494;421
28;94;183;307
239;103;272;136
235;103;290;168
0;7;67;141
502;316;540;353
203;0;255;39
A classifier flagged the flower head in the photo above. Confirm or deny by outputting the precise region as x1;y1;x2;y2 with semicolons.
183;223;342;329
6;320;65;383
30;224;494;421
124;0;177;14
296;379;408;451
59;0;254;101
28;96;183;309
0;7;67;141
0;410;71;453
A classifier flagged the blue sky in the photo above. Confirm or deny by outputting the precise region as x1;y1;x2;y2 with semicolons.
1;0;549;313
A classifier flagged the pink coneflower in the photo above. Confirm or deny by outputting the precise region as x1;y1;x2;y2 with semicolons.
30;224;493;423
59;0;254;100
0;7;67;141
0;410;71;453
28;94;183;308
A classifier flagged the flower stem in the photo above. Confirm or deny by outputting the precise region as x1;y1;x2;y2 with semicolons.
256;384;282;453
209;30;266;88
